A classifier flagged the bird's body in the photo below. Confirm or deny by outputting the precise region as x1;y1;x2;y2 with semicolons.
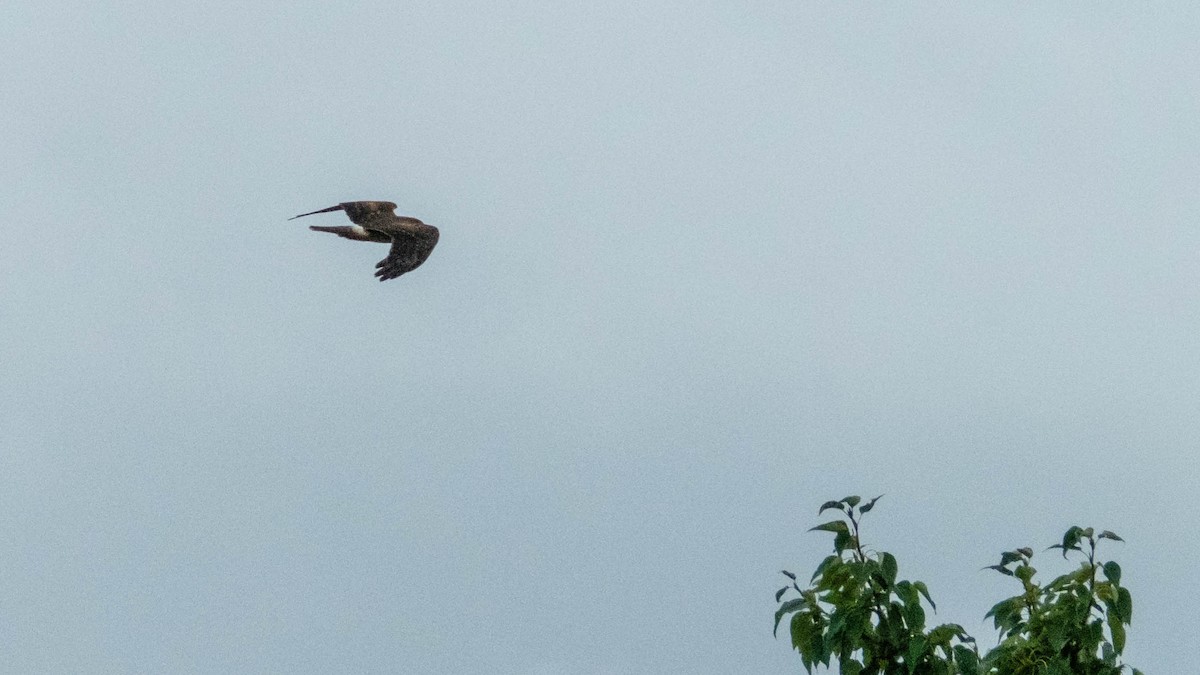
290;201;439;281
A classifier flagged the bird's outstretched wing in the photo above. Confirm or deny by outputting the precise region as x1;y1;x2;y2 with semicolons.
289;204;345;220
289;201;399;225
375;223;440;281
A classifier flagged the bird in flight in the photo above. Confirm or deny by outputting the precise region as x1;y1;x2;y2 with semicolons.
290;201;439;281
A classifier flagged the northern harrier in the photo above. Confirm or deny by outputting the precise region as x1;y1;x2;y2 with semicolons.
290;201;439;281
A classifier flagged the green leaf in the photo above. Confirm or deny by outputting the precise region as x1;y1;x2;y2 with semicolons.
913;581;937;611
1016;547;1033;558
906;635;928;668
885;603;905;643
842;608;868;648
1046;621;1070;652
953;645;979;675
842;495;862;508
810;555;839;583
809;520;850;534
881;552;898;587
1099;530;1124;542
788;612;808;648
819;500;845;515
983;564;1014;577
814;627;833;668
790;613;816;671
774;598;806;636
796;610;825;667
840;658;864;675
1108;611;1126;653
985;598;1020;631
826;609;847;641
927;624;956;646
776;586;789;603
903;597;926;631
938;623;972;643
1057;526;1083;558
1102;561;1121;586
1116;586;1133;624
834;531;853;553
859;494;883;514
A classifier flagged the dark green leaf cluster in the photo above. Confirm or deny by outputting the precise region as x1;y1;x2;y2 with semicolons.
774;496;979;674
775;498;1139;675
982;526;1139;674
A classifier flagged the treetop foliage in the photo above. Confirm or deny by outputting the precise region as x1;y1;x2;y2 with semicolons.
775;496;1139;675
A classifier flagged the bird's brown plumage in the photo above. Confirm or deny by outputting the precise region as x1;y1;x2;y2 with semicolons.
291;201;439;281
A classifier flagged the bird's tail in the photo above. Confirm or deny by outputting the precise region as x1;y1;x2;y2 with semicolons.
308;225;373;241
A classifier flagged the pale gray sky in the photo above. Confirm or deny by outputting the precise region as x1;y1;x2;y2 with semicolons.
2;2;1196;672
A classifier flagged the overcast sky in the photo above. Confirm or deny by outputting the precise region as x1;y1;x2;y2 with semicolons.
2;3;1196;672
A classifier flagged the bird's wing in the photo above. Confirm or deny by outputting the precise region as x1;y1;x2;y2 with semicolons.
341;201;399;225
374;224;440;281
289;201;399;225
289;204;345;220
